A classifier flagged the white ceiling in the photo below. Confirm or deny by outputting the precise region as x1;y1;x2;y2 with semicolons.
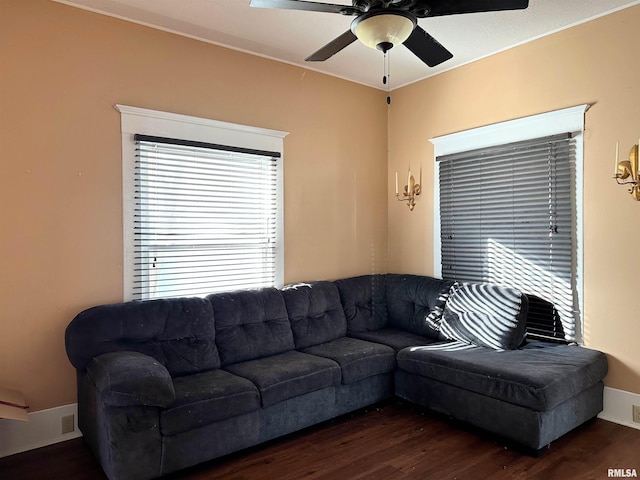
53;0;640;89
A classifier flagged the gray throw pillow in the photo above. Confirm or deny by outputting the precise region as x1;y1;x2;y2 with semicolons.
439;282;528;350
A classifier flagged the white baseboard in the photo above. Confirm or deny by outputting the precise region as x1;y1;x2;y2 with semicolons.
0;387;637;458
599;387;640;430
0;403;82;458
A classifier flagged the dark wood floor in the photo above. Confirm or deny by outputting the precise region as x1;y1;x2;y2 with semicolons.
2;400;639;480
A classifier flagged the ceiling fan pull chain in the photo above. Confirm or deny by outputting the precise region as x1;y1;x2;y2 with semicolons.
382;50;387;85
384;51;391;105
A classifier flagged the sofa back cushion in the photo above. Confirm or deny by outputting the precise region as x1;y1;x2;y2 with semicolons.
65;297;219;376
439;282;529;350
385;274;454;338
208;288;294;366
334;275;387;333
282;282;347;349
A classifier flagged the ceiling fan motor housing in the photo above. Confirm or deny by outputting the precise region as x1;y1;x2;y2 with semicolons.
351;10;417;52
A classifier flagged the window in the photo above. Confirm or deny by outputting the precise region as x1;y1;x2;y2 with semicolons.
431;105;588;343
117;105;288;300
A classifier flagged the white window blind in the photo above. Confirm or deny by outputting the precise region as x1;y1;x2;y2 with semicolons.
438;133;578;342
132;134;280;300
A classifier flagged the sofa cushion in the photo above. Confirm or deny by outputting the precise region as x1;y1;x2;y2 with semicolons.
349;328;439;352
282;282;347;349
439;282;528;350
396;342;608;411
224;351;341;407
160;369;260;436
66;297;219;376
385;274;454;338
208;288;294;366
334;275;387;333
301;337;396;384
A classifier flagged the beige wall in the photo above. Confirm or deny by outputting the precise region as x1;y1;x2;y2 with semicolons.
388;6;640;394
0;0;388;411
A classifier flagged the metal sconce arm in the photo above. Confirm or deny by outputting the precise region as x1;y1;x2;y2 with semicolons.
395;168;421;211
614;142;640;201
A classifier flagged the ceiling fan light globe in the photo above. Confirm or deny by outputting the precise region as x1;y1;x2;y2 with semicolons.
351;11;416;51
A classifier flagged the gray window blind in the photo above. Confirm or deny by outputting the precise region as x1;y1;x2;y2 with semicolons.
133;134;280;300
438;133;577;342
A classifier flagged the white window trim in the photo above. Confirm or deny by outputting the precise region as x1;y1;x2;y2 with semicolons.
115;104;288;301
430;104;589;343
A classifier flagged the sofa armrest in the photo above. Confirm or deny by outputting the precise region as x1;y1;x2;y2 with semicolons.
86;351;175;408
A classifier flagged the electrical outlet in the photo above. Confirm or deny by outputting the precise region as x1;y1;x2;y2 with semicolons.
633;405;640;424
61;414;75;434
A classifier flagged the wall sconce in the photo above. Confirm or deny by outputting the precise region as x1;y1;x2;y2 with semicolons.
395;167;421;211
614;141;640;201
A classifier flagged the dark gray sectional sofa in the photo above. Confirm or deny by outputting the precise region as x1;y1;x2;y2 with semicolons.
65;274;608;480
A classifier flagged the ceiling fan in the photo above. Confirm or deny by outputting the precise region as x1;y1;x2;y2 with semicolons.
250;0;529;68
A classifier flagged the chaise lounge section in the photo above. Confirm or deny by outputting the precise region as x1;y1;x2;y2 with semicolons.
65;273;608;480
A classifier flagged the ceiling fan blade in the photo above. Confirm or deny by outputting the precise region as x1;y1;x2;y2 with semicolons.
305;30;357;61
403;26;453;67
426;0;528;17
250;0;349;14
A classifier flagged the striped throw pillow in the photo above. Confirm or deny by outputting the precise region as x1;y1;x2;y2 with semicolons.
424;282;458;334
439;282;528;350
